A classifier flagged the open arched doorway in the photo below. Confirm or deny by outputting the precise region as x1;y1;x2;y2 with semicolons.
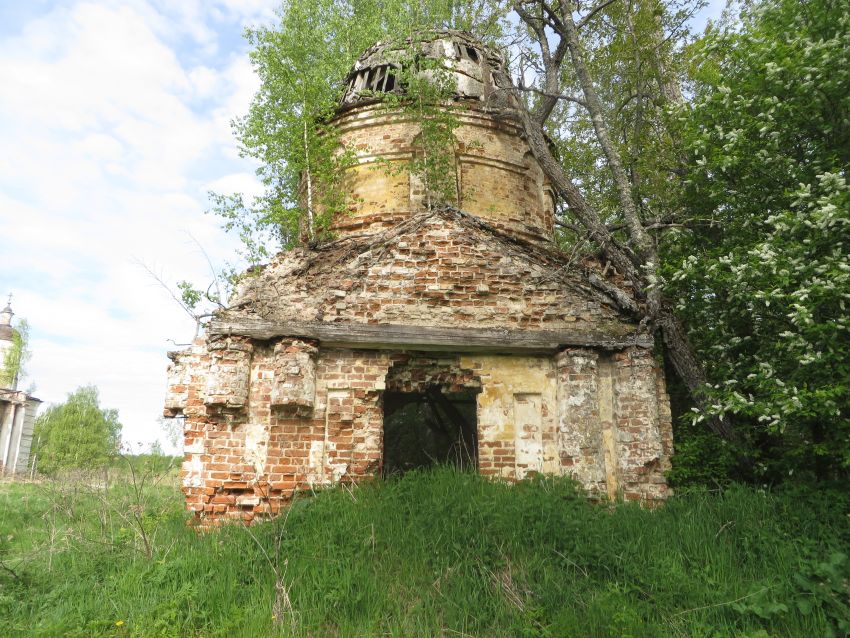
381;355;480;476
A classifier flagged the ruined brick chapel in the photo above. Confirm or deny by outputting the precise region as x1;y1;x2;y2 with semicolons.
164;32;673;525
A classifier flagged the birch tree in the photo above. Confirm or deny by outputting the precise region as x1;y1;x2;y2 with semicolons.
219;0;728;437
493;0;738;437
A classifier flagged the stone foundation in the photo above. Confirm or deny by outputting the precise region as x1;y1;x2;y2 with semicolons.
166;338;671;526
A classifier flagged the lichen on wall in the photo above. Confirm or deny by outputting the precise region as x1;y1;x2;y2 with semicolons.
164;338;672;526
463;354;559;479
162;31;673;525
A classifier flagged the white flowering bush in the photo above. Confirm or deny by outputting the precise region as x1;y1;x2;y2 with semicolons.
664;0;850;481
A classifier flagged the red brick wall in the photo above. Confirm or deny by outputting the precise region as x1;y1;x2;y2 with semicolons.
229;212;627;336
167;341;672;526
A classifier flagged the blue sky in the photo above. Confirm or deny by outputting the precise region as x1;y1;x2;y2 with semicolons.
0;0;726;453
0;0;277;451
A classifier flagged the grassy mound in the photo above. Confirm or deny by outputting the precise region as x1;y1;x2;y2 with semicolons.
1;468;848;637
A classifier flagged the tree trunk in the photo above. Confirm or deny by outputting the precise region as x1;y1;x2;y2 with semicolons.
499;83;643;289
559;1;655;263
492;41;736;440
655;305;735;439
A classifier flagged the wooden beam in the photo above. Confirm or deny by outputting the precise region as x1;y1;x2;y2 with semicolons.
208;319;652;352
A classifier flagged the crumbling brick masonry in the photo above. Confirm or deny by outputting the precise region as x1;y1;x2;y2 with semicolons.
164;31;673;525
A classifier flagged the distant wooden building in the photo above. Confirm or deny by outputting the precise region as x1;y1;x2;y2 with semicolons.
165;32;672;526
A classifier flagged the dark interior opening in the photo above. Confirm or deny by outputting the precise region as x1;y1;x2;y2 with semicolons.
382;387;478;477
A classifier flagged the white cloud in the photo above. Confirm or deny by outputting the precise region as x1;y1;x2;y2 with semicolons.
189;65;220;98
214;0;279;25
0;0;271;451
210;54;264;161
78;133;125;161
206;172;264;200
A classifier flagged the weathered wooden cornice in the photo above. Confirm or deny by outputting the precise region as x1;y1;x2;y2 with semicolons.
208;319;652;353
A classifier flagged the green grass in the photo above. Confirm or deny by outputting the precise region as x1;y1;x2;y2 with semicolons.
1;468;848;637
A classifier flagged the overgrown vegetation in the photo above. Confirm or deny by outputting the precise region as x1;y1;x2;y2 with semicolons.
665;0;850;483
1;468;847;637
209;0;507;261
373;44;467;208
31;386;122;476
199;0;850;489
0;318;30;389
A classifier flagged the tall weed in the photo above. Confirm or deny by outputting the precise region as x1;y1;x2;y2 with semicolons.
0;468;847;637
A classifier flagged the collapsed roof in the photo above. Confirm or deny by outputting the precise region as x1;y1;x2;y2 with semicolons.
216;206;643;346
